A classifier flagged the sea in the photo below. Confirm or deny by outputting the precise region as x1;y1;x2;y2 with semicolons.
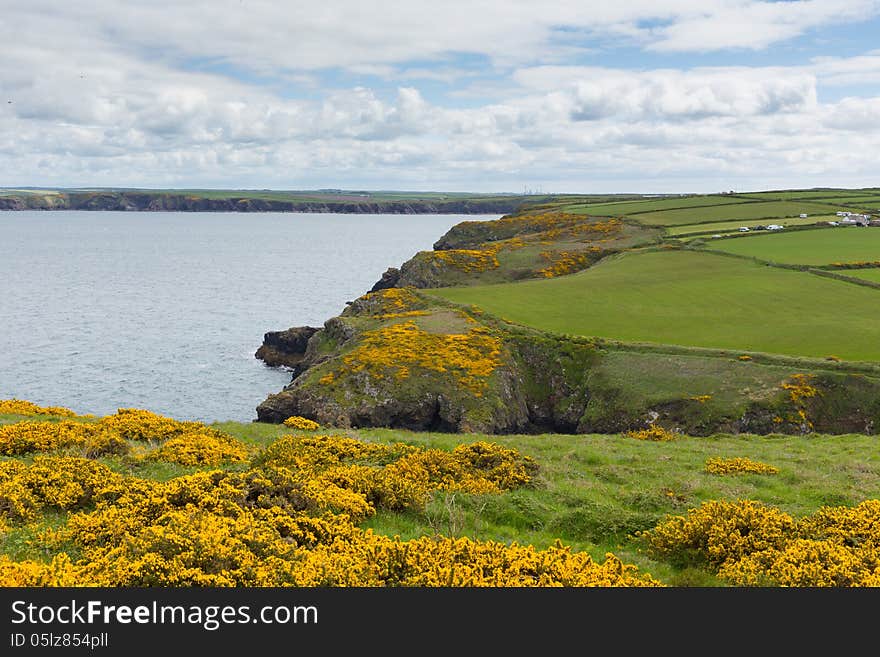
0;211;492;422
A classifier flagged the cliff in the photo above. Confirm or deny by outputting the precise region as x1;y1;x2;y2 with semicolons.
255;209;880;435
0;191;532;214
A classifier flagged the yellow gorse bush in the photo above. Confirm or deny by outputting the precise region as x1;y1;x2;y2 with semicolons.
625;425;678;442
705;457;779;475
0;421;127;457
282;416;320;431
0;405;658;587
643;499;880;586
538;249;598;278
147;432;249;466
98;408;210;442
0;399;76;417
342;320;503;395
0;404;248;467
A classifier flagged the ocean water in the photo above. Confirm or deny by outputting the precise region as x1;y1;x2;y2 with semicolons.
0;211;491;422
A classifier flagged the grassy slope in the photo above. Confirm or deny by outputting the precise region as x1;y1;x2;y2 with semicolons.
705;227;880;265
431;249;880;362
3;414;878;586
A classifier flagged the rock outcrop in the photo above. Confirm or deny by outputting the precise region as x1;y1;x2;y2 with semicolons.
255;326;320;372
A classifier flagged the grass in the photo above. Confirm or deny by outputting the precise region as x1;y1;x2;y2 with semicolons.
665;215;834;236
263;424;880;583
705;227;880;266
628;201;845;227
838;268;880;283
734;189;880;200
4;410;878;586
567;195;749;216
431;249;880;362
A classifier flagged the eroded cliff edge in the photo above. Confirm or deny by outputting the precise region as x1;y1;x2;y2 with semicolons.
255;209;880;435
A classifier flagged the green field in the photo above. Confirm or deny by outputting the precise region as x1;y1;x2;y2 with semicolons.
569;195;749;216
830;268;880;284
829;196;880;208
630;201;843;227
665;215;830;236
735;189;880;201
432;249;880;362
705;227;880;265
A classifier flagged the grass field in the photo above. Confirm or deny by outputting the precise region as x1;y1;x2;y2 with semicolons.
838;268;880;283
568;195;749;216
665;215;830;236
734;189;880;200
705;227;880;265
432;249;880;362
628;200;844;226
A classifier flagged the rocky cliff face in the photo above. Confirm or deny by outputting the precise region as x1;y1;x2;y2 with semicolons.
254;209;880;436
255;326;320;371
0;191;527;214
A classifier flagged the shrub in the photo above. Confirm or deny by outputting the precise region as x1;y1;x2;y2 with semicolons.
705;457;779;475
282;416;320;431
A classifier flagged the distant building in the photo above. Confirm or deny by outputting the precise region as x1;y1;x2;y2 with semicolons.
799;213;808;218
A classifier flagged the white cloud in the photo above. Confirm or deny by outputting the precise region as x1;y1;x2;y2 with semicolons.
2;2;880;191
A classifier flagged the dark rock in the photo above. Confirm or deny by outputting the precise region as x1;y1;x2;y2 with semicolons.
369;267;401;292
255;326;320;369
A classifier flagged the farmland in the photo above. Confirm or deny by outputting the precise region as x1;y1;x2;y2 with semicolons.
665;214;830;236
705;227;880;266
621;200;845;226
432;249;880;362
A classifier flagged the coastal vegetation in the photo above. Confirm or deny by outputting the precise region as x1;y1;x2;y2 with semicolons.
255;186;880;438
2;403;878;587
5;185;880;588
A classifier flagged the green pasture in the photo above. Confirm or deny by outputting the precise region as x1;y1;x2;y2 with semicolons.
705;226;880;265
629;201;844;227
432;249;880;362
665;215;831;236
734;189;877;201
831;268;880;284
569;195;749;216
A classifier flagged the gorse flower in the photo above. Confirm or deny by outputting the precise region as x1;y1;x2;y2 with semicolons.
0;403;664;588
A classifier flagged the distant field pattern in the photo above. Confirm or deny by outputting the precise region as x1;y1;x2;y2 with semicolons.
705;228;880;265
434;250;880;362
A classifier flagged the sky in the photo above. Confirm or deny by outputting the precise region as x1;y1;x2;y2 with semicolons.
3;0;880;194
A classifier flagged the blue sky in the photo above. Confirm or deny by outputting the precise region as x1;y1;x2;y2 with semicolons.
3;1;880;193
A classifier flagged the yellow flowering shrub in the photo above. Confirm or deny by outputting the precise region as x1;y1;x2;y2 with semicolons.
719;538;880;587
342;320;503;395
257;433;410;471
98;408;213;442
781;374;820;404
429;245;502;273
643;499;880;586
349;287;429;319
282;416;320;431
0;403;658;588
148;432;249;466
705;457;779;475
538;249;597;278
643;500;795;567
777;374;821;433
0;399;76;417
626;425;678;442
0;421;127;457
